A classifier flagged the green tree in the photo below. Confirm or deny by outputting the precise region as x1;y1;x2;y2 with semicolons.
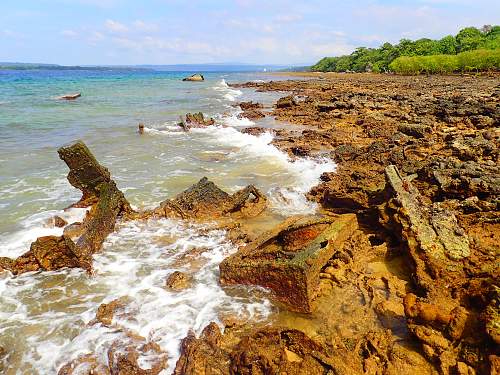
438;35;457;54
456;27;484;52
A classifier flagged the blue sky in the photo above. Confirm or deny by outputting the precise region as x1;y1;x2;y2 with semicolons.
1;0;498;65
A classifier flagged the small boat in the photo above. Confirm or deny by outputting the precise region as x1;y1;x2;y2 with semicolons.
58;93;81;100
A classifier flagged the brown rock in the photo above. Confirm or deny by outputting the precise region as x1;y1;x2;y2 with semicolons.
53;215;68;227
2;141;132;275
179;112;215;130
108;339;167;375
403;293;451;326
173;323;229;375
237;109;265;120
220;214;358;313
165;271;192;291
276;95;297;109
151;177;267;220
58;354;110;375
95;297;129;326
238;101;263;111
183;74;204;82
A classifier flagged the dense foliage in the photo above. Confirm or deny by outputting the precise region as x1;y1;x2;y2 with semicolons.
389;49;500;74
311;25;500;73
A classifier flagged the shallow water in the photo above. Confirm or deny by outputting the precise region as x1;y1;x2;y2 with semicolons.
0;69;335;373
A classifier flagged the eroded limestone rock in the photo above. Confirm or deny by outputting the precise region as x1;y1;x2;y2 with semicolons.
179;112;215;131
220;214;358;313
165;271;192;291
150;177;267;221
182;74;204;82
0;141;131;275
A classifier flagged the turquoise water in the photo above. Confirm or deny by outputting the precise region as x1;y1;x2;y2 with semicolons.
0;70;265;233
0;69;335;374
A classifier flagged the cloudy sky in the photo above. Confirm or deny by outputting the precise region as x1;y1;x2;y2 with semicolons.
1;0;498;65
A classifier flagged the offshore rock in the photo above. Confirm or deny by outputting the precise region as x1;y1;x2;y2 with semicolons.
179;112;215;131
182;73;204;82
237;101;265;120
219;214;358;313
150;177;267;221
58;354;111;375
165;271;192;291
58;93;81;100
95;297;130;326
0;141;131;275
59;331;168;375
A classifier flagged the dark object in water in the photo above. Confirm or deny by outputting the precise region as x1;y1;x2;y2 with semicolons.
138;123;145;135
182;74;204;82
58;93;81;100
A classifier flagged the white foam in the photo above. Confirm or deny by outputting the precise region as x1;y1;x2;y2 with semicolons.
213;79;242;102
9;219;272;373
0;207;88;258
220;111;255;127
192;125;335;214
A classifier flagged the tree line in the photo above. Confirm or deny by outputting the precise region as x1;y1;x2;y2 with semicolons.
311;25;500;74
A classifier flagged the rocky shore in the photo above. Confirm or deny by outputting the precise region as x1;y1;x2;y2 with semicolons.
1;73;498;374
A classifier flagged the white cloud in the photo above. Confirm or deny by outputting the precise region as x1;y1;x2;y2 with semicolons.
275;14;303;23
61;29;78;37
133;20;159;32
105;19;128;33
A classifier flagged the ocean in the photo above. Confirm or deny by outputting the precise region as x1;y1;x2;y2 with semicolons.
0;69;335;373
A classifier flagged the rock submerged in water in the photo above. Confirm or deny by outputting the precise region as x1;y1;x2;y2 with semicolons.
165;271;192;291
182;74;204;82
57;93;81;100
178;112;215;131
147;176;267;221
0;140;132;275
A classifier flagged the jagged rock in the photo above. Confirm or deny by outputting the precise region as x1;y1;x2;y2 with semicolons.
315;101;337;112
431;160;500;200
483;286;500;345
107;336;167;375
174;323;360;375
95;297;129;326
276;95;297;109
165;271;192;291
182;74;204;82
382;165;470;292
63;222;84;239
230;329;335;374
58;354;111;375
173;323;229;375
1;141;131;275
58;141;121;208
238;101;263;111
59;331;167;375
237;109;265;120
52;215;68;227
179;112;215;131
397;123;431;138
240;127;275;136
403;293;451;326
448;133;497;162
220;214;358;313
151;177;267;220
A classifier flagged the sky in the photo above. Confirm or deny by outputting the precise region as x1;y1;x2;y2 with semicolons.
1;0;499;65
